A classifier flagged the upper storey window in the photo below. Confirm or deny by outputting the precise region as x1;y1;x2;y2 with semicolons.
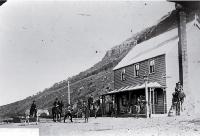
133;63;139;77
121;68;126;81
149;59;155;74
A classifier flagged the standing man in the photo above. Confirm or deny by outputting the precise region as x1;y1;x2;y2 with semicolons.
83;101;89;123
135;97;141;118
52;98;59;121
88;96;93;117
30;100;37;117
172;82;184;116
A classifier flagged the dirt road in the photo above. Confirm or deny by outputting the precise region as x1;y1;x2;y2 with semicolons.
1;114;200;136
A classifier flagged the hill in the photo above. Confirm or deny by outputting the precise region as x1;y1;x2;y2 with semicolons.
0;9;199;118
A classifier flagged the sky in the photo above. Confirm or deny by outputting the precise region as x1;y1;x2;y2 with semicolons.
0;0;175;106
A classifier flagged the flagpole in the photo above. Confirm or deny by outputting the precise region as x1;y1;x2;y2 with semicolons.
68;80;70;105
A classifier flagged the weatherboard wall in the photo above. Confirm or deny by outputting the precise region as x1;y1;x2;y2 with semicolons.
114;54;166;90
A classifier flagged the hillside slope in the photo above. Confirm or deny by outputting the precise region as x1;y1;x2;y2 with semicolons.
0;9;198;118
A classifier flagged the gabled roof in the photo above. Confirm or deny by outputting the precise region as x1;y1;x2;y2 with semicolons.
113;19;200;71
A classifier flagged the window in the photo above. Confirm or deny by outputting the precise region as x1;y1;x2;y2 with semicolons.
149;59;155;74
133;63;140;77
121;68;126;81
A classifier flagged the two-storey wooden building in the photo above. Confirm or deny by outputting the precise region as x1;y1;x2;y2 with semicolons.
103;18;200;117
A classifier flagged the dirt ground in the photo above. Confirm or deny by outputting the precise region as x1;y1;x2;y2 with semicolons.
1;114;200;136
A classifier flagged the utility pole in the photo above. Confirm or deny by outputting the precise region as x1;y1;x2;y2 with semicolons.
172;0;200;115
68;80;70;105
175;3;188;115
176;3;188;87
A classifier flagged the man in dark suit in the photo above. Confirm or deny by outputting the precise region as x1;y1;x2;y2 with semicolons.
30;100;37;117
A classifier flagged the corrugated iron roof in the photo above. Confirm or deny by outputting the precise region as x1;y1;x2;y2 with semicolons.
104;82;165;95
113;19;199;71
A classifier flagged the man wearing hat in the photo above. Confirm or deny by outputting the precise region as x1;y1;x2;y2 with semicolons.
53;98;59;108
30;100;37;117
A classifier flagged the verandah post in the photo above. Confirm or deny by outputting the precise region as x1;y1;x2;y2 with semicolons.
144;74;149;118
128;91;131;113
152;88;155;114
149;88;152;117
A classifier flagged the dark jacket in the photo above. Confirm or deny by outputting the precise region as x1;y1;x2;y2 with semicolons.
53;101;59;107
30;103;37;110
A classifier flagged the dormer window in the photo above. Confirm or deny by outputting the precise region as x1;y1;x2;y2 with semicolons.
121;68;126;81
149;59;155;74
133;63;139;77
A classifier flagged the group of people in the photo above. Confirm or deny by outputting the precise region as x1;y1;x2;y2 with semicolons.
52;98;70;122
29;98;92;123
29;82;185;121
135;95;146;118
171;81;186;115
52;98;91;123
53;98;64;114
134;81;185;117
